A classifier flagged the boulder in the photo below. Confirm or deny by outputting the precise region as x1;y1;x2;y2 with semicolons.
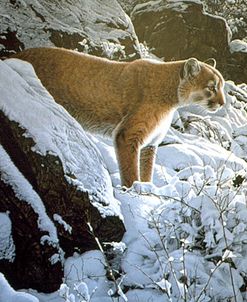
0;0;140;60
131;0;247;83
226;40;247;84
0;59;125;292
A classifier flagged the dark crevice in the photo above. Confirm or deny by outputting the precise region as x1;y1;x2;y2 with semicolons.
0;111;39;192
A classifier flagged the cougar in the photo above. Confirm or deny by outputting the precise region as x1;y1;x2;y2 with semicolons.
11;48;225;187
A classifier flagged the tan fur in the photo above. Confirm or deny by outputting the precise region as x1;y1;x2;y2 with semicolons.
11;47;225;187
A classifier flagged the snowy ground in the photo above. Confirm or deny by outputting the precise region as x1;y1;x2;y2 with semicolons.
1;59;247;301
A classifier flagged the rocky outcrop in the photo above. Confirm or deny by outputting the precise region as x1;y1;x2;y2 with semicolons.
0;0;140;60
0;59;125;292
131;0;247;83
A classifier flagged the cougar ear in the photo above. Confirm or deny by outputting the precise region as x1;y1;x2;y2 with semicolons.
181;58;201;79
204;58;216;68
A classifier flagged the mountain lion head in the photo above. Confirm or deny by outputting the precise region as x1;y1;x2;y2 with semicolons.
178;58;225;111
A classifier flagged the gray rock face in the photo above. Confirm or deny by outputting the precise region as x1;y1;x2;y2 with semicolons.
0;0;140;60
131;0;247;83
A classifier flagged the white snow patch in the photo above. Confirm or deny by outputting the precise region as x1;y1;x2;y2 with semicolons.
0;273;39;302
229;39;247;53
64;251;108;299
0;213;15;262
53;214;72;234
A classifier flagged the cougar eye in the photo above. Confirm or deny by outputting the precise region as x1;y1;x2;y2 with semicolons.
206;85;217;93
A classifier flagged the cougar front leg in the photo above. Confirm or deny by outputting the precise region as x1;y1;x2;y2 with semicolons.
114;127;141;187
140;145;157;182
114;104;163;187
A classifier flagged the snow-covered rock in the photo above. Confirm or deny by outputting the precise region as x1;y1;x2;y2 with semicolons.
0;58;124;292
0;0;140;60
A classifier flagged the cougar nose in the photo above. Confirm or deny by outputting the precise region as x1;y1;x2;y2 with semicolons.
216;93;225;107
219;98;225;106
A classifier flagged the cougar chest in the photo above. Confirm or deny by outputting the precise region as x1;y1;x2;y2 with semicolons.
145;108;176;147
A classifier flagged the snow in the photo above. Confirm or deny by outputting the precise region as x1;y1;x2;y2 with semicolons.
1;57;247;300
53;214;72;234
0;213;15;262
229;39;247;53
132;0;203;17
63;251;108;298
0;273;39;302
